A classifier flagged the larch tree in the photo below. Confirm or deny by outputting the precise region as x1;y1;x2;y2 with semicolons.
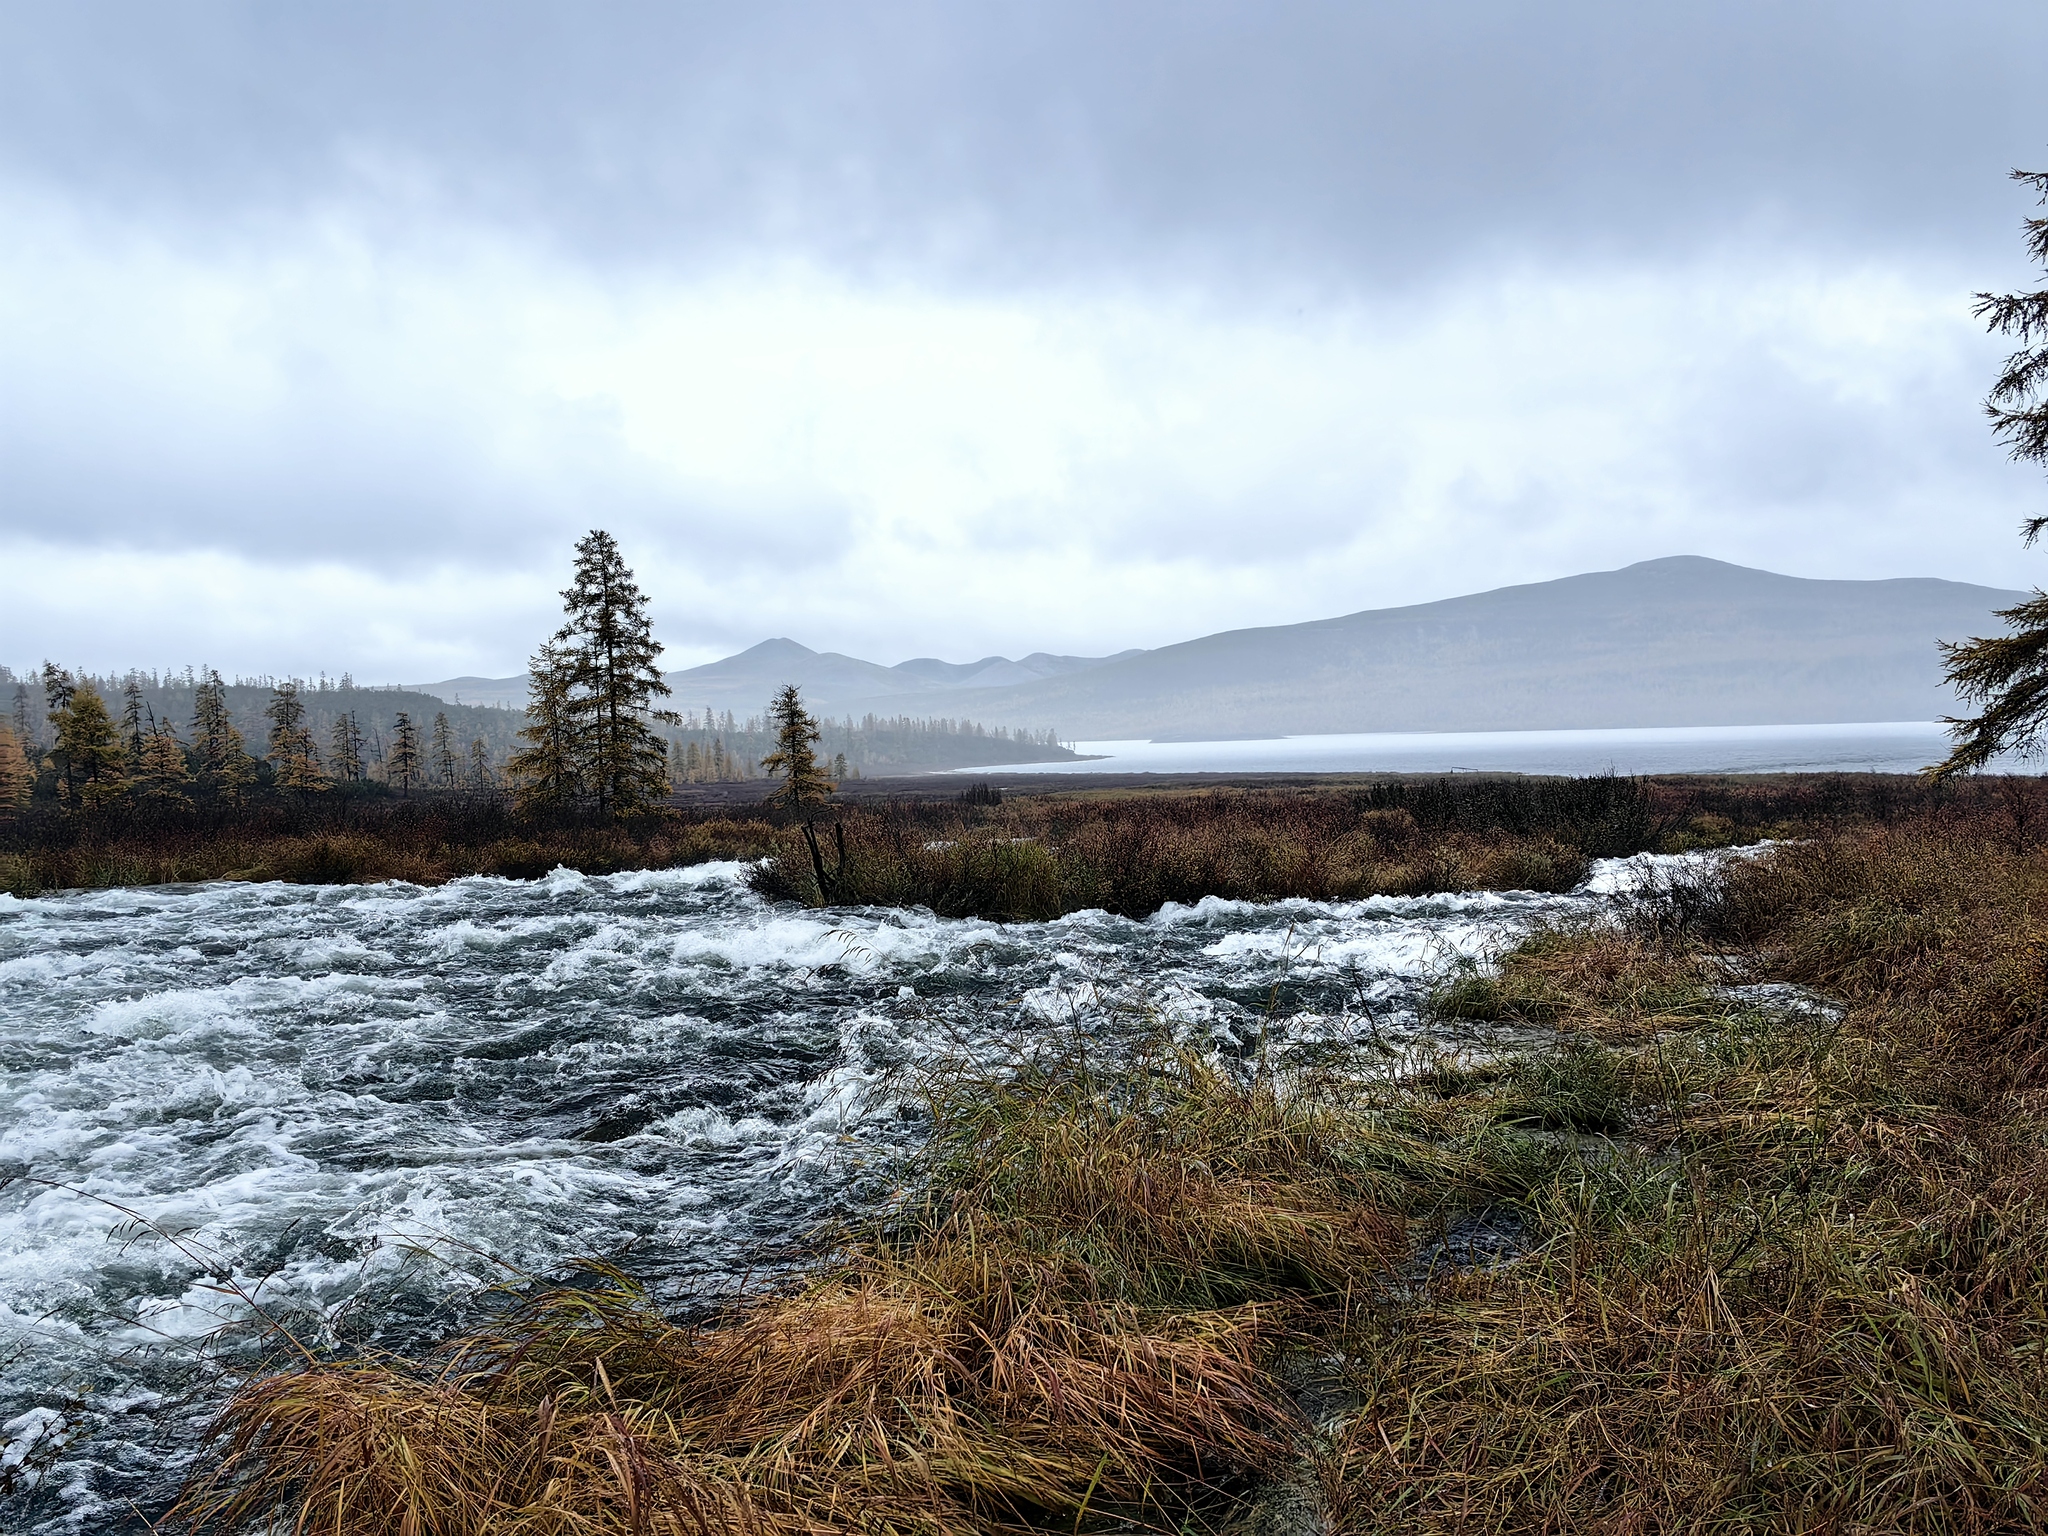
0;723;31;816
329;711;366;782
1935;169;2048;777
265;679;329;793
508;640;580;814
192;670;255;801
430;712;459;789
46;673;126;811
466;737;496;791
552;530;675;814
136;722;193;802
10;683;36;758
387;712;423;794
759;684;835;812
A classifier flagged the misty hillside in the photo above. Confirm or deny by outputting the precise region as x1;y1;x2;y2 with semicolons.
855;557;2026;739
414;643;1142;719
413;558;2030;742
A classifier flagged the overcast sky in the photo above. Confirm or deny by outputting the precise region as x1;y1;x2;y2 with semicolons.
3;1;2045;679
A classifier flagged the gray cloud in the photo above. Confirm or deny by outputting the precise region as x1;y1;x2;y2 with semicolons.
0;2;2043;677
1;2;2040;286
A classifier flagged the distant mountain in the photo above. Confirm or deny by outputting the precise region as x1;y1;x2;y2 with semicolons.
412;557;2025;741
846;557;2026;739
412;643;1143;720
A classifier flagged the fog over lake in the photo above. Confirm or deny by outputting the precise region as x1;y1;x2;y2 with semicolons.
964;722;1975;779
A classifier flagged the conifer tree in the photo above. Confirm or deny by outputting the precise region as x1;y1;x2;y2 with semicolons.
10;683;35;758
0;723;31;817
430;712;459;789
1936;169;2048;775
553;530;675;814
192;669;255;801
265;679;329;793
387;711;422;794
509;641;579;814
760;684;835;812
121;677;149;773
329;711;366;782
466;738;496;791
47;676;126;810
136;722;193;802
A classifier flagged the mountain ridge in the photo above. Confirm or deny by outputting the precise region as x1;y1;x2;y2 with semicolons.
411;556;2026;737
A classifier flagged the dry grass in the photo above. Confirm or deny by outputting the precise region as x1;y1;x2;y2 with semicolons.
1323;807;2048;1533
170;803;2048;1534
0;803;782;894
174;1037;1418;1536
750;788;1615;919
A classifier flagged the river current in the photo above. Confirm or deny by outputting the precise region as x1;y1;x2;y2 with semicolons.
0;857;1666;1532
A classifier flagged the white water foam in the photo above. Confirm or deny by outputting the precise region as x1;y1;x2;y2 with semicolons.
0;852;1694;1531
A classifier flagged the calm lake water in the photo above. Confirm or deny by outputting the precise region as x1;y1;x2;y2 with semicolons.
0;856;1690;1533
968;720;1985;777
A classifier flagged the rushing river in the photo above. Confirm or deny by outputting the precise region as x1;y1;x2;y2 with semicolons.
0;858;1666;1532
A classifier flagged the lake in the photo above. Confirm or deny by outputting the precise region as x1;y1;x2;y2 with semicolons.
960;720;1989;777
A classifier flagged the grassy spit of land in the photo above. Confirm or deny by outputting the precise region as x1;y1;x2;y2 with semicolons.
0;768;2010;912
157;787;2048;1533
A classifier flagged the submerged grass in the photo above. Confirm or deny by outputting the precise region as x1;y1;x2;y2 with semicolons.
168;799;2048;1533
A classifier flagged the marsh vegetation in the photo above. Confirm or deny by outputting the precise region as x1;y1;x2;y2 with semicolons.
143;786;2048;1534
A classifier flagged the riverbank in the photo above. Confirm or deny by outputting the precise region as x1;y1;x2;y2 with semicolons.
155;797;2048;1533
0;770;2014;910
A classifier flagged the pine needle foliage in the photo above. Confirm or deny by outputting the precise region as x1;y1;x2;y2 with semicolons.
556;529;674;815
265;679;329;793
387;712;423;795
508;640;581;815
45;671;126;811
1935;169;2048;777
430;712;459;789
136;722;192;802
759;683;835;813
328;711;366;783
191;669;256;802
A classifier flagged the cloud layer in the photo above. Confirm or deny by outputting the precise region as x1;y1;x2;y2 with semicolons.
2;2;2043;676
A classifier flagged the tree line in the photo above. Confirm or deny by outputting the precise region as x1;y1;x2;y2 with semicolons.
0;665;505;816
1;529;1076;823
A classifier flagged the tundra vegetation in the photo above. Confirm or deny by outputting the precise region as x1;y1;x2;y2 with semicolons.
163;786;2048;1533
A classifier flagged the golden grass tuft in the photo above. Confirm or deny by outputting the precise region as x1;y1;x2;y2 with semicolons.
171;804;2048;1533
175;1035;1412;1535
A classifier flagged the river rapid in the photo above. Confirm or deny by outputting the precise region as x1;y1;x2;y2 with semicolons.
0;857;1668;1532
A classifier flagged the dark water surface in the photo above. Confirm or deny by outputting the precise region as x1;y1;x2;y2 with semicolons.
0;858;1667;1531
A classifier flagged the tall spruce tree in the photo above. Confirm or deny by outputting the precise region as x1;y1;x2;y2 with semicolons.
387;712;422;794
466;737;496;791
760;684;835;812
192;669;255;800
1935;169;2048;776
121;676;149;773
554;530;675;814
508;640;580;814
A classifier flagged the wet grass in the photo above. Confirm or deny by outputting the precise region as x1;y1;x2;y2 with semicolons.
103;796;2048;1530
0;796;783;895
